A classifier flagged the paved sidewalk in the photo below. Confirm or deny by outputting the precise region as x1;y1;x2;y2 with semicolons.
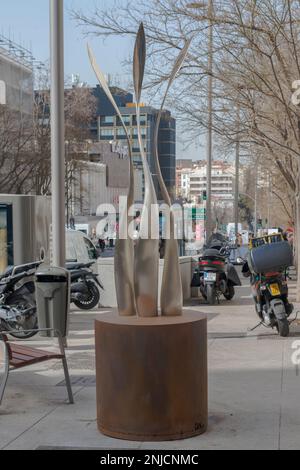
1;282;300;450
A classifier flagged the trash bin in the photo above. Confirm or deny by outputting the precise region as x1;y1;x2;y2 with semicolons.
35;267;70;338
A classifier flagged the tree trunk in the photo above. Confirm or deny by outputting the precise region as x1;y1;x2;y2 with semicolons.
295;194;300;301
293;201;297;270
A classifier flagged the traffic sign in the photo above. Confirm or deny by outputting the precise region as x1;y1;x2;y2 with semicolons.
186;208;206;221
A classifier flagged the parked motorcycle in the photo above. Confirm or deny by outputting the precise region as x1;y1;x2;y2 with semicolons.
0;262;41;339
192;242;242;305
0;262;42;281
0;259;103;339
240;235;294;337
66;262;103;310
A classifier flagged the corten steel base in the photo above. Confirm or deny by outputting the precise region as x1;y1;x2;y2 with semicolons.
95;310;208;441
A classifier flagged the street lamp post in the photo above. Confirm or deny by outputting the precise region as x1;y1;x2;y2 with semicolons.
50;0;66;267
234;105;240;241
206;0;213;241
254;165;258;236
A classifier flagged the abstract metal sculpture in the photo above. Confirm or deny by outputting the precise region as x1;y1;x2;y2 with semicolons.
88;45;137;317
133;24;159;317
92;28;208;441
88;24;191;318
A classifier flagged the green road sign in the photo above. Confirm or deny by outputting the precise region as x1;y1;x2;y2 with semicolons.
186;208;206;221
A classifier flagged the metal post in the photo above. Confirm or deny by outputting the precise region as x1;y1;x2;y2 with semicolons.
50;0;66;267
254;164;258;236
268;173;272;229
234;105;240;242
70;160;74;224
206;0;213;240
65;142;69;228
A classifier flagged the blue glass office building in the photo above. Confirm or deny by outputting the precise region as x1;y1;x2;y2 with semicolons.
90;85;176;200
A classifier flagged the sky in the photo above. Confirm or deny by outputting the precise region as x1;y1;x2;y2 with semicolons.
1;0;200;160
1;0;133;85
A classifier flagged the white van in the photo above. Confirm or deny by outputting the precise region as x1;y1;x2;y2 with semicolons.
66;229;99;264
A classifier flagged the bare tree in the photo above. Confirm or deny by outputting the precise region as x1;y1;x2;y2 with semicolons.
0;105;36;194
33;82;97;204
73;0;300;297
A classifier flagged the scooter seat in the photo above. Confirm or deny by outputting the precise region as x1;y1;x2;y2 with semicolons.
202;249;225;259
66;261;95;271
66;262;86;271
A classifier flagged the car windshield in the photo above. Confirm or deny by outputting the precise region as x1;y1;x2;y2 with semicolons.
84;237;97;260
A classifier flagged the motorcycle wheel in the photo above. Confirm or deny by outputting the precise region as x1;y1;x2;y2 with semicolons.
276;319;290;338
206;284;217;305
200;285;207;300
201;291;207;301
224;284;235;301
73;281;100;310
5;296;38;339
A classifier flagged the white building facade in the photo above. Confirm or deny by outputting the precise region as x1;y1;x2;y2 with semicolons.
177;162;235;204
71;141;143;218
177;169;192;199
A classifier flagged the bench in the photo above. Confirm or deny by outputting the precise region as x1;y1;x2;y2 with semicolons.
0;331;74;405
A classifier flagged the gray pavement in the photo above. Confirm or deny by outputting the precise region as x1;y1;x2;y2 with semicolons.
1;276;300;450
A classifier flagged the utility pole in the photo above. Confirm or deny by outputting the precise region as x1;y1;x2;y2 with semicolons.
234;105;240;242
50;0;65;267
254;164;258;236
206;0;213;241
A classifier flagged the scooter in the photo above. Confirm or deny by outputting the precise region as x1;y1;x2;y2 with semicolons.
239;235;294;337
66;262;103;310
192;245;241;305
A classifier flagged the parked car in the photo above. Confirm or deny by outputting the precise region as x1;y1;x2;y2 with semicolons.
66;230;100;265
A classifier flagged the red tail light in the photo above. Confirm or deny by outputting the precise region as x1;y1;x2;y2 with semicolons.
265;272;281;278
199;260;224;267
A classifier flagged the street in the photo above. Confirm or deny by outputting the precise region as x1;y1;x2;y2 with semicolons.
1;271;300;450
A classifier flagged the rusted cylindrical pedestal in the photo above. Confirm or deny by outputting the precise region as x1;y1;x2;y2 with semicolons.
95;310;208;441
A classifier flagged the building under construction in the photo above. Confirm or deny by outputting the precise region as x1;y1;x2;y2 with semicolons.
0;34;43;116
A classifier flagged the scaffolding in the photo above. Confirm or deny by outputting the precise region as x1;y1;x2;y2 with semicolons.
0;34;46;116
0;33;45;71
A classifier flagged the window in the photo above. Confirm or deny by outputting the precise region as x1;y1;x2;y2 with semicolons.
101;116;114;125
121;115;131;125
100;128;114;138
66;242;77;263
117;128;126;136
132;127;147;137
84;237;98;260
140;114;147;125
133;155;142;165
132;139;146;153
